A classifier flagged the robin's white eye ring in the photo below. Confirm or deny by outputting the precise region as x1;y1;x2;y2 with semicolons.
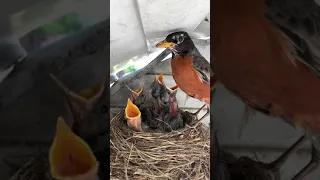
178;35;184;43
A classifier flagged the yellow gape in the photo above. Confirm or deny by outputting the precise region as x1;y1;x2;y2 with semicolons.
125;98;142;132
49;117;99;180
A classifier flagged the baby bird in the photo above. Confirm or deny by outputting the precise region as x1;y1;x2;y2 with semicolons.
161;85;184;131
50;74;108;146
150;74;169;115
126;85;148;109
125;98;143;132
150;74;185;131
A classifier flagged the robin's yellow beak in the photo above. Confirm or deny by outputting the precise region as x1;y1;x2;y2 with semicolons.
49;117;99;180
156;40;176;48
125;98;142;132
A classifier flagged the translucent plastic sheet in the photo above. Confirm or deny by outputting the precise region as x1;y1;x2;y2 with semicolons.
110;0;148;71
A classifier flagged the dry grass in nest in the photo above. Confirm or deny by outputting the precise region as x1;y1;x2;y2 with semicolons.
110;110;210;180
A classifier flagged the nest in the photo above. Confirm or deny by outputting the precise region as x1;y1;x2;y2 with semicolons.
110;110;210;180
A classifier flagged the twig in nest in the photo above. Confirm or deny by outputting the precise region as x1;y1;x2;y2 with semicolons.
125;143;134;180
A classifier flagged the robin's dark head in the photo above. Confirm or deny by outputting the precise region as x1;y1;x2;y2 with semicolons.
156;31;195;54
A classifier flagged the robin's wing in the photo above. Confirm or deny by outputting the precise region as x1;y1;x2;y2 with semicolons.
266;0;320;76
192;56;211;85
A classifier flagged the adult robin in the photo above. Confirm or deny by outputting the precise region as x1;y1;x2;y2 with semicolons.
49;117;99;180
156;32;211;121
50;74;108;146
212;0;320;178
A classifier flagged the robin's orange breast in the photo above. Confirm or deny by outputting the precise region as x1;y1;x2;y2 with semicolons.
171;55;210;104
212;2;320;132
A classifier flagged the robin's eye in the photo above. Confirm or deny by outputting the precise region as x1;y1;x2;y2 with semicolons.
178;36;184;43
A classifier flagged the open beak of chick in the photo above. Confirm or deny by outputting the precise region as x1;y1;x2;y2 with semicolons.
166;85;179;120
50;74;106;139
49;117;99;180
79;83;105;106
168;85;179;95
126;85;143;103
50;74;105;109
156;74;166;108
156;74;164;85
125;98;142;132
